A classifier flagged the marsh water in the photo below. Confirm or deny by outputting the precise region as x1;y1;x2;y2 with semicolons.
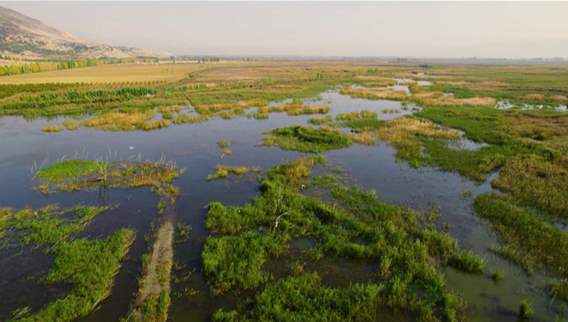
0;92;564;321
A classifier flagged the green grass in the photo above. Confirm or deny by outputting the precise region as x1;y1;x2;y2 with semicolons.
11;205;109;245
212;273;381;322
262;125;352;153
12;229;135;322
35;160;104;185
202;158;484;321
474;194;568;278
492;156;568;220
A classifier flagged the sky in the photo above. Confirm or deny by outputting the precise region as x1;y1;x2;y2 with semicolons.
2;1;568;58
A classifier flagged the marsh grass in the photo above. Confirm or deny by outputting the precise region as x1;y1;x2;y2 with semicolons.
262;125;352;153
474;194;568;278
203;158;484;321
207;165;260;181
269;101;329;116
12;229;135;322
341;86;408;101
493;156;568;219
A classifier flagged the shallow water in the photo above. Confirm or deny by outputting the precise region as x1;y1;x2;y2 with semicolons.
0;92;565;321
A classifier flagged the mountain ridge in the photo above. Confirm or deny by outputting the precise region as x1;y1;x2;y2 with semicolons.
0;6;169;59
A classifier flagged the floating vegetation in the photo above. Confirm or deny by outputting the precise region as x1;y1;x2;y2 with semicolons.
262;125;352;153
203;158;484;321
207;165;260;181
474;194;568;278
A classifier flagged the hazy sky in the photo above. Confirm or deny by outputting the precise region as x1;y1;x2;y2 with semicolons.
2;1;568;58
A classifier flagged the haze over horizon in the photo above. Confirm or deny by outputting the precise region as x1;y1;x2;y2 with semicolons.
2;1;568;59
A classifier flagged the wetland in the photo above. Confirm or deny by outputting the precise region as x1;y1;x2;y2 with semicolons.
0;61;567;322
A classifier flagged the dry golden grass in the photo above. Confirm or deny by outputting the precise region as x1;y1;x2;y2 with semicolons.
341;86;408;101
0;63;208;84
412;91;496;107
350;131;378;145
270;103;329;116
82;111;156;131
379;117;461;144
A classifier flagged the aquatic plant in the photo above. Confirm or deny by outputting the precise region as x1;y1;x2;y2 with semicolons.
262;125;352;153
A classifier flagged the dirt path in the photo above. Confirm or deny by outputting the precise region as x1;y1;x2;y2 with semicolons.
125;199;176;322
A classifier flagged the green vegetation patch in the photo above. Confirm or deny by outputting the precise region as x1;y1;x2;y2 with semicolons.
474;194;568;278
547;279;568;303
213;273;381;321
35;160;104;186
12;229;135;322
262;125;352;153
11;205;109;245
203;158;484;321
493;156;568;220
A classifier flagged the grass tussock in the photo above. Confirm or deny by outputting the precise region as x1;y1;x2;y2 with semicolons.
262;125;352;153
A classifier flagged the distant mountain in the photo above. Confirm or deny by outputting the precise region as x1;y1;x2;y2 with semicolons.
0;6;169;59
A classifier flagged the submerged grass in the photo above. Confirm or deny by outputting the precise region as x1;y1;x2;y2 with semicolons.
203;157;484;321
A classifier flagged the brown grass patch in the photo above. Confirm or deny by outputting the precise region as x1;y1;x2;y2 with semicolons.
413;91;496;107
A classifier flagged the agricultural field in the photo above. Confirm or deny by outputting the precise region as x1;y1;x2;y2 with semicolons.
0;60;567;322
